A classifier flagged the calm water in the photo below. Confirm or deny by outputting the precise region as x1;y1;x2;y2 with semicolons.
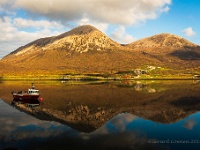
0;80;200;150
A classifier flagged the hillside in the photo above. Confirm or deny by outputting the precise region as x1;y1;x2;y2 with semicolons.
128;33;200;65
0;61;20;75
1;26;200;76
129;33;197;49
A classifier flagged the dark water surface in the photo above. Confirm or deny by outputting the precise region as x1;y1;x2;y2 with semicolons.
0;80;200;150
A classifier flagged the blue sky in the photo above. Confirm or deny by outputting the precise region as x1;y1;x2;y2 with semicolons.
0;0;200;58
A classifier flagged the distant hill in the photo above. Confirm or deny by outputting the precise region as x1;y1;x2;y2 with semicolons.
128;33;200;64
129;33;197;48
1;25;200;75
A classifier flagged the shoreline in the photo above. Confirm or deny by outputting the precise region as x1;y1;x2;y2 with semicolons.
0;74;199;81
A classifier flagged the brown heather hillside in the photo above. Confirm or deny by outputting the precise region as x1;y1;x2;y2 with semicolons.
128;33;200;67
0;61;21;75
1;25;200;76
128;33;200;55
129;33;197;49
129;33;200;58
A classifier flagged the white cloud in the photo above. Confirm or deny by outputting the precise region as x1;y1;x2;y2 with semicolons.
13;0;171;25
183;119;197;130
110;113;137;132
0;17;64;58
0;0;15;17
13;18;62;29
111;26;136;44
77;17;108;33
0;17;63;41
161;6;170;12
182;27;196;37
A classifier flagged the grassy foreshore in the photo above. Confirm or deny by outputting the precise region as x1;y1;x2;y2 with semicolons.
0;73;198;81
1;65;199;81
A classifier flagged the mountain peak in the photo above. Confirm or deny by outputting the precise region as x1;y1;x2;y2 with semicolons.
67;25;99;35
3;24;120;59
130;33;197;48
55;25;102;40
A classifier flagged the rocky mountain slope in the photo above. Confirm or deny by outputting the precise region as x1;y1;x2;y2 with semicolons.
1;25;200;75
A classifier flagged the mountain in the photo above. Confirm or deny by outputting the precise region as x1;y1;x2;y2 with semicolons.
1;26;200;75
4;25;120;59
1;25;150;75
128;33;200;64
1;25;127;74
129;33;197;49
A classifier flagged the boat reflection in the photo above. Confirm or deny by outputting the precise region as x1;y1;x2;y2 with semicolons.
11;98;41;111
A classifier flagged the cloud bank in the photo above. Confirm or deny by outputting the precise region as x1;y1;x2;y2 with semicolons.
0;17;65;58
14;0;171;25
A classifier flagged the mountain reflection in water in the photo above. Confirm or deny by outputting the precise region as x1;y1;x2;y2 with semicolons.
0;80;200;150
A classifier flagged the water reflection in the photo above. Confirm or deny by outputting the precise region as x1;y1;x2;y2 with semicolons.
118;80;165;93
0;80;200;149
0;99;78;150
1;99;200;150
12;98;41;111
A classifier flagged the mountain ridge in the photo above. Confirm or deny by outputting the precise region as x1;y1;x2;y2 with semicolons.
3;25;200;59
129;33;198;48
1;25;200;75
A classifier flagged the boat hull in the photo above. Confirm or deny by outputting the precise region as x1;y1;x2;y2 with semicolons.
13;94;40;100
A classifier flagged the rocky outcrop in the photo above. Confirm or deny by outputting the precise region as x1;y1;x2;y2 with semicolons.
48;29;120;56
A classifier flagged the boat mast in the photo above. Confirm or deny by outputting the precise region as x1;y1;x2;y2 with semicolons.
31;83;35;89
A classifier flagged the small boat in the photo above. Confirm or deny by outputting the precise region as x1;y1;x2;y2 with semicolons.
12;83;40;100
